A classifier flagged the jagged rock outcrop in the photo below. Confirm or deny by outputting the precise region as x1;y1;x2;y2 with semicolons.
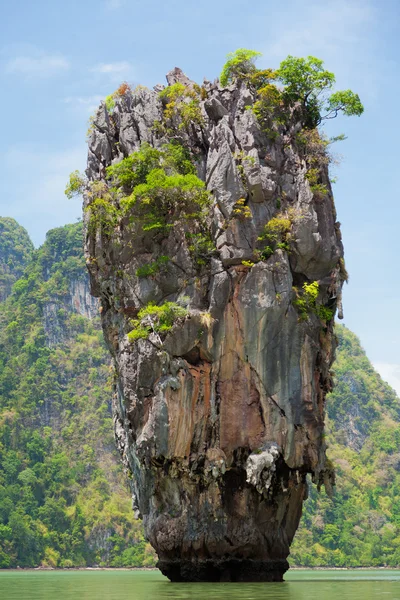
84;68;345;581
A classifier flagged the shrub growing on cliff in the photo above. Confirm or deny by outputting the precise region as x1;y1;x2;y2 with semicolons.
293;281;333;322
128;301;188;342
257;215;292;258
65;171;87;199
84;181;119;236
159;83;203;130
122;169;210;232
106;142;210;234
220;49;262;87
104;81;132;114
106;142;195;192
135;256;169;278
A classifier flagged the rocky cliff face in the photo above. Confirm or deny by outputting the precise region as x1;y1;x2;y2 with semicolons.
42;278;99;346
84;68;345;581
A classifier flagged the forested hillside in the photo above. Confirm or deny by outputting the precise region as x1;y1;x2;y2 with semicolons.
292;326;400;567
0;218;399;568
0;221;156;568
0;218;34;302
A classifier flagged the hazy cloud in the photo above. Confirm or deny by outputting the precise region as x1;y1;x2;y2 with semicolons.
5;53;70;78
91;61;134;82
64;95;103;113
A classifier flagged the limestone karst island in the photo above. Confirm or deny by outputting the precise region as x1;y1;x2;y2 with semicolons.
8;48;400;584
65;50;362;581
3;0;400;596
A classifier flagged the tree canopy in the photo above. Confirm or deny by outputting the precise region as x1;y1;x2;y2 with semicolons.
219;49;364;129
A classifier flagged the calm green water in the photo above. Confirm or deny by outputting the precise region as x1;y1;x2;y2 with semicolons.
1;569;400;600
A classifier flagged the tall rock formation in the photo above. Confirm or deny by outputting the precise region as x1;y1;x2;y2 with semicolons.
84;68;345;581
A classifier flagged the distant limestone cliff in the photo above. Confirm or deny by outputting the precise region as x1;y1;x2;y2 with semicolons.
84;63;346;581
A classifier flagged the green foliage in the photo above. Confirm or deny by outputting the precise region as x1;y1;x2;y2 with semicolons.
122;169;209;233
106;143;164;191
185;232;216;267
0;218;34;302
85;198;119;236
291;325;400;567
128;302;188;342
159;83;203;130
88;142;208;238
292;281;334;322
106;142;196;193
276;55;364;128
104;83;132;115
220;48;262;87
305;168;328;197
0;221;150;568
105;94;115;113
135;256;169;278
232;199;252;220
65;171;87;199
257;215;291;259
259;216;291;241
220;49;363;133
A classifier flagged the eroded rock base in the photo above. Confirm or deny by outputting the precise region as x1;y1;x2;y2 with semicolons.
158;558;289;582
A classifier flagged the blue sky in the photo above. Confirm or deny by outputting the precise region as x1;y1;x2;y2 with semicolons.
1;0;400;390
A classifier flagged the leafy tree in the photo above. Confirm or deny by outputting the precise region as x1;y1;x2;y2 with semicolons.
65;171;86;199
220;48;262;87
219;49;363;130
276;55;364;127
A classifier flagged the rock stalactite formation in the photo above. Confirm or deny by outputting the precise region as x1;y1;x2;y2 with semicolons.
84;68;345;582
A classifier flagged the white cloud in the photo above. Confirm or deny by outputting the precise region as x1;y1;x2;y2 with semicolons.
64;95;103;114
91;61;133;82
5;53;70;78
374;363;400;397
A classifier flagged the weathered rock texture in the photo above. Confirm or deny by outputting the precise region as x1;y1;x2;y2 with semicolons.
84;69;345;581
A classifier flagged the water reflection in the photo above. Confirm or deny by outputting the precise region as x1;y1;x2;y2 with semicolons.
1;570;400;600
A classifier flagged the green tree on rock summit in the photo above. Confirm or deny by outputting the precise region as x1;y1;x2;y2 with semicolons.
220;49;364;129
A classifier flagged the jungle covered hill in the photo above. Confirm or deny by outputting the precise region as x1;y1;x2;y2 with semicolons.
0;218;399;568
0;219;156;568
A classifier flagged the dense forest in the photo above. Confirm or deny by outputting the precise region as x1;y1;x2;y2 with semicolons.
0;219;156;568
0;217;399;568
292;325;400;567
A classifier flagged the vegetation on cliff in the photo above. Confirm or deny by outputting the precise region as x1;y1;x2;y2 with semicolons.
0;217;34;302
0;221;156;568
220;48;364;129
